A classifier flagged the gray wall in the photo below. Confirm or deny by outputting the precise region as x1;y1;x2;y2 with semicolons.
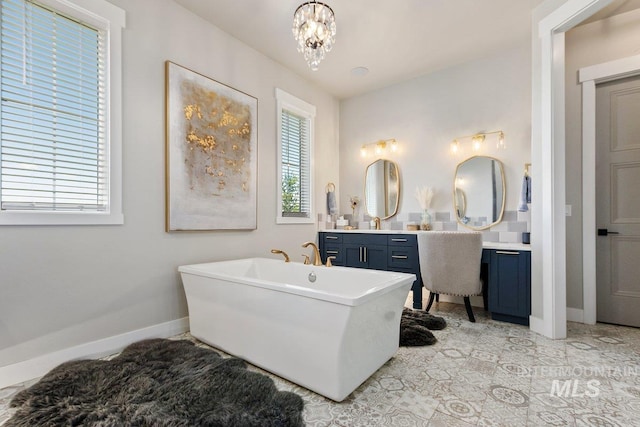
564;8;640;310
0;0;339;367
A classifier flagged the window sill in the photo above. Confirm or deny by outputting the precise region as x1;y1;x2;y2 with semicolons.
0;211;124;226
277;216;314;225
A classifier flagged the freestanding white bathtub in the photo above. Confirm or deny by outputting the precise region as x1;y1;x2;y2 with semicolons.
179;257;415;401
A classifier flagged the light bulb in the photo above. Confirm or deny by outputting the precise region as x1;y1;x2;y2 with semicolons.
390;140;398;152
360;145;367;158
497;131;506;149
472;134;485;152
450;140;459;154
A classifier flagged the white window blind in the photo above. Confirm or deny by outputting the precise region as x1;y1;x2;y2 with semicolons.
281;109;311;218
0;0;108;212
275;88;315;224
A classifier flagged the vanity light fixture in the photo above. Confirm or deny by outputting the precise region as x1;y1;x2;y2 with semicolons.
360;139;398;158
292;1;336;71
450;130;505;155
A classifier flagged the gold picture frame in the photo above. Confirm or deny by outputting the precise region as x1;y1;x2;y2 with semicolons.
165;61;258;231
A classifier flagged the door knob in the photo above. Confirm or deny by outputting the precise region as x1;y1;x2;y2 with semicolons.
597;228;620;236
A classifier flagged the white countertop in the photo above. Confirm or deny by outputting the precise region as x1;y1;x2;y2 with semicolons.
481;241;531;251
319;229;531;251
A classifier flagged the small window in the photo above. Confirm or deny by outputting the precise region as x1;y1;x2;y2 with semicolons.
276;88;315;224
0;0;124;225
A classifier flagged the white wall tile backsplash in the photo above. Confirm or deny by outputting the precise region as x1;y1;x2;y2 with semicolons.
319;210;530;244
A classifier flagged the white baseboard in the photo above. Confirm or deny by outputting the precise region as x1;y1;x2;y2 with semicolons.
529;315;549;337
566;307;584;323
529;308;584;339
0;317;189;389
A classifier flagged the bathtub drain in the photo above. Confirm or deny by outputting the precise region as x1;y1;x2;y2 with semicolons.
308;272;317;283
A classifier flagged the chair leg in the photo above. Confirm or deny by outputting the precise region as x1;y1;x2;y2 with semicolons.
464;297;476;322
425;292;437;312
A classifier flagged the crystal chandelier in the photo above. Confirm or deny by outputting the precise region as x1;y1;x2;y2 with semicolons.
292;2;336;71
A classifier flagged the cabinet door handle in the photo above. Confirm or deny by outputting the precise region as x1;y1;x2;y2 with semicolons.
391;255;408;259
391;238;408;242
359;247;363;263
363;247;368;263
325;236;338;240
496;250;520;255
326;250;338;255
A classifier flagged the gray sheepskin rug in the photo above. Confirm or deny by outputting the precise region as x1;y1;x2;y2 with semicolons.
400;308;447;346
7;338;304;427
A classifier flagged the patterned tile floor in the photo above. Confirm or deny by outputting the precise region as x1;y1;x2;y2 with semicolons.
1;300;639;426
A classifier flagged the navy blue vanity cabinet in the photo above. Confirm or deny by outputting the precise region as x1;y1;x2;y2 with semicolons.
318;232;423;309
319;232;345;266
387;235;417;270
387;234;423;309
342;233;387;270
487;249;531;326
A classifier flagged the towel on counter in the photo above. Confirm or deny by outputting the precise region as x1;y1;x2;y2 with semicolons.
326;187;337;216
518;175;531;212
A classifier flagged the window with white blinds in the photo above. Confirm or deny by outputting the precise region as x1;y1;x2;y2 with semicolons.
276;88;315;224
281;109;310;217
0;0;124;225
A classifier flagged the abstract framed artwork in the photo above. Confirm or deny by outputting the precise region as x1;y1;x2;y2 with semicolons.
165;61;258;231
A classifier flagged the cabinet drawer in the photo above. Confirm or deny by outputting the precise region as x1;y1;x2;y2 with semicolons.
343;233;387;246
323;245;344;266
321;233;343;243
387;247;416;269
388;234;416;247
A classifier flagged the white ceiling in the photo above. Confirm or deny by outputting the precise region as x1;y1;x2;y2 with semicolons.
173;0;638;99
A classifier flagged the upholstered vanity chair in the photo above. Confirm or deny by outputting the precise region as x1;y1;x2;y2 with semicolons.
417;231;483;322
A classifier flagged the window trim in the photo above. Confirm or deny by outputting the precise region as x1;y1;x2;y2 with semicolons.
0;0;125;225
275;88;315;224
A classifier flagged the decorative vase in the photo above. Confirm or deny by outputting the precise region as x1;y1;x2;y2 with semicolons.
420;209;432;231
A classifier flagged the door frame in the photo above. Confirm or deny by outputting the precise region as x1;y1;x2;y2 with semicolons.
532;0;613;339
579;54;640;325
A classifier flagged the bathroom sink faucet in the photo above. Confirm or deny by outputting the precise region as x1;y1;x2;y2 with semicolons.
302;242;323;266
373;217;381;230
270;249;290;262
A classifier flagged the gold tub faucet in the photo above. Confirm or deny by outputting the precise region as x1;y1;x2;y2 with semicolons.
270;249;290;262
301;242;323;266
